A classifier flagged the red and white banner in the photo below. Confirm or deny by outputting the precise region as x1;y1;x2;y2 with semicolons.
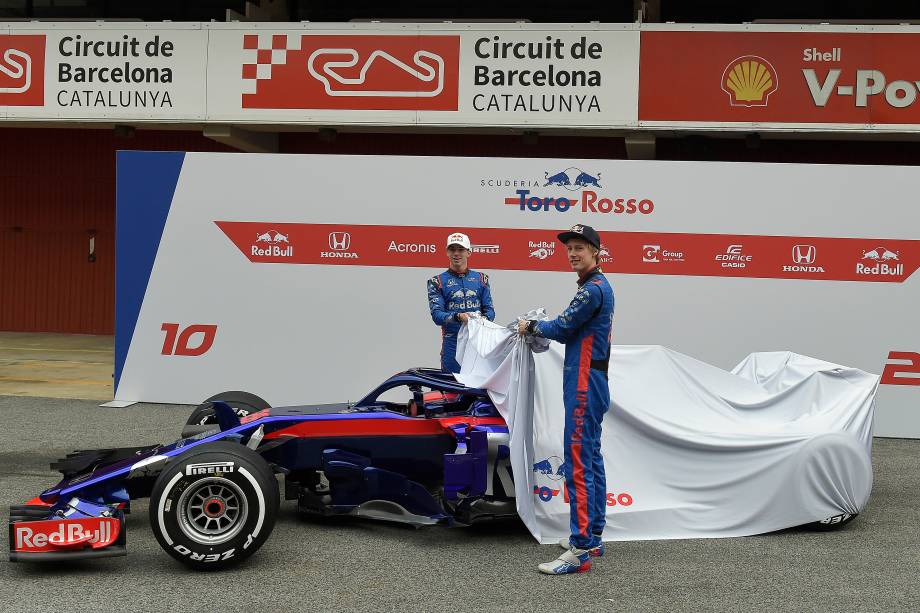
117;153;920;437
216;221;920;283
640;26;920;129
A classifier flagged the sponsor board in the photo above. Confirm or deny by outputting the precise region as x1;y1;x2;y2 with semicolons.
116;153;920;440
3;24;207;120
640;29;920;127
215;221;920;282
205;25;639;127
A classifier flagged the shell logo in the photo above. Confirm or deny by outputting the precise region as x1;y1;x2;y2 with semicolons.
721;55;779;107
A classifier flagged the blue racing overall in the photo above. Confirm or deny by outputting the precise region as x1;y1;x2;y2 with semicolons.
534;267;614;550
427;269;495;372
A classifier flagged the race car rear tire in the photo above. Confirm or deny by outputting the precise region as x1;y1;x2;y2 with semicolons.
186;391;271;427
805;512;858;531
149;441;279;570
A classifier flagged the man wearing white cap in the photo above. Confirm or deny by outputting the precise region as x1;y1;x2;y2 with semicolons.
427;232;495;373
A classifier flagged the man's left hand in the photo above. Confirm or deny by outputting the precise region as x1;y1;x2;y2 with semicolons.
517;319;531;336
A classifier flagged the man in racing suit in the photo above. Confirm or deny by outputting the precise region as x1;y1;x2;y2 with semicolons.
428;232;496;373
519;224;614;575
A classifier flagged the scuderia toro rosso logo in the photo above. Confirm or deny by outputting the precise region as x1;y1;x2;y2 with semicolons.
496;166;655;215
532;456;634;508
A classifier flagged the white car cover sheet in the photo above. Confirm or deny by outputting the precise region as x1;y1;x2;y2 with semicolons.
455;318;878;543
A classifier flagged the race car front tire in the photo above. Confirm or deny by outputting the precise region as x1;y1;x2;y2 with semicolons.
181;391;271;438
149;441;279;570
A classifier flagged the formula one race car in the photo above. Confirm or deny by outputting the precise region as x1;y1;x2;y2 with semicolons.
9;369;516;569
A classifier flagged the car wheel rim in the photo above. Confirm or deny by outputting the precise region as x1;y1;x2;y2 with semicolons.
177;477;248;545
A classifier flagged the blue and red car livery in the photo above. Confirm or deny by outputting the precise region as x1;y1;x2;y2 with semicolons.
8;368;515;570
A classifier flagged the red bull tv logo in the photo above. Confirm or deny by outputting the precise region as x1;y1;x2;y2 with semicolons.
252;229;293;257
508;166;654;215
857;246;902;276
721;55;778;107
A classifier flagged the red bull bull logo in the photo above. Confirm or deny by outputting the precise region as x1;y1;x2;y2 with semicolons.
251;229;293;257
857;246;902;276
721;55;779;107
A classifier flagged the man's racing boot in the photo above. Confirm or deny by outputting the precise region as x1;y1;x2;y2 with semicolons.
538;547;592;575
558;537;605;557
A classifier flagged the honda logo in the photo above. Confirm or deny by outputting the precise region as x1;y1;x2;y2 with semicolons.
328;232;351;251
792;244;817;265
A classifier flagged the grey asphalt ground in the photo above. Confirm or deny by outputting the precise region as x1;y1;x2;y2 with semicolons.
1;396;919;613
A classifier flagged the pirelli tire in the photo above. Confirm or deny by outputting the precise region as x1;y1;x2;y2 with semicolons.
149;441;279;570
187;391;271;426
806;512;858;531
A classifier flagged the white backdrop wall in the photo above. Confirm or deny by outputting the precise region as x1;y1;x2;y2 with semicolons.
115;153;920;437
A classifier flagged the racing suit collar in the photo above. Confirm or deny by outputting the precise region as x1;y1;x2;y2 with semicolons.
577;266;603;286
447;267;470;277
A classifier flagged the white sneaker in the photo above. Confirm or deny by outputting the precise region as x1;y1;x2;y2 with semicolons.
558;537;605;557
538;547;592;575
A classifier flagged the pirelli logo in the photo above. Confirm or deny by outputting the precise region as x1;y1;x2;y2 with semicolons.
186;461;235;476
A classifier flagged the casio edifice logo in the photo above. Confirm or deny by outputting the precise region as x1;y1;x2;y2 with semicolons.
715;244;752;269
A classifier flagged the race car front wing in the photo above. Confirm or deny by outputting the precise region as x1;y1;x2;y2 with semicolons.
9;501;126;562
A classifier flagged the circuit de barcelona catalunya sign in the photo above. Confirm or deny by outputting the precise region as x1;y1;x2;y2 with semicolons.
0;22;638;126
12;22;920;130
116;152;920;438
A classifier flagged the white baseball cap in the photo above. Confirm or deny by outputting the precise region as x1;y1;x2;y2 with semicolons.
446;232;471;250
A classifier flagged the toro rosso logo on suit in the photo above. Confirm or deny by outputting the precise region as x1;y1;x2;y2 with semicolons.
506;167;654;215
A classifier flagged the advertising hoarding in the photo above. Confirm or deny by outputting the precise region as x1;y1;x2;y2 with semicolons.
116;152;920;437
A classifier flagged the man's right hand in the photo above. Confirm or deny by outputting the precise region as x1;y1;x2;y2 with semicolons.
457;313;470;323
